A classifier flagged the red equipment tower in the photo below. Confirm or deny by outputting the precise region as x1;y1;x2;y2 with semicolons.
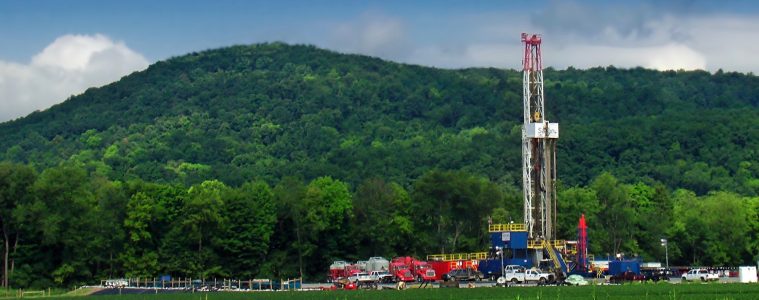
577;214;588;273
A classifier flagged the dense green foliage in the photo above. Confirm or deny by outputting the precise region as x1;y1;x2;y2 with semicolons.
2;43;758;192
0;43;758;287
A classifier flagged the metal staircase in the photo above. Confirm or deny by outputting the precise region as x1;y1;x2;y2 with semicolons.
543;240;567;276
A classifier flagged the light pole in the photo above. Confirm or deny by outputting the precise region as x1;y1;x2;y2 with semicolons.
496;246;504;279
660;238;669;271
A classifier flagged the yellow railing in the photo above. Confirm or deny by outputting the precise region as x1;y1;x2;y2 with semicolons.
426;252;489;261
488;223;527;232
552;240;567;248
525;239;565;249
427;253;466;261
469;252;488;260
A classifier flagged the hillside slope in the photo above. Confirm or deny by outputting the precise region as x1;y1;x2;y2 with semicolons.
1;42;758;194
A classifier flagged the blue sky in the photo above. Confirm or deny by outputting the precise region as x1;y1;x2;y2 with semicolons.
2;0;759;121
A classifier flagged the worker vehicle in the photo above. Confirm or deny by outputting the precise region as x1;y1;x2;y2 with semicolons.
641;268;670;282
563;274;589;286
347;272;375;283
443;268;483;281
418;268;437;282
411;259;437;281
391;257;438;282
370;270;393;283
389;259;415;282
479;262;527;281
503;268;554;284
681;269;719;282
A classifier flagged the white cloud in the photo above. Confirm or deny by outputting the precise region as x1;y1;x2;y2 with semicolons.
546;43;706;71
0;34;148;122
321;3;759;74
523;1;759;72
329;13;409;59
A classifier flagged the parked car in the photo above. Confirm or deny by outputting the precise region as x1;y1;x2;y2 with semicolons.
347;272;376;283
682;269;719;282
564;274;589;286
443;268;484;281
641;269;671;282
609;271;646;284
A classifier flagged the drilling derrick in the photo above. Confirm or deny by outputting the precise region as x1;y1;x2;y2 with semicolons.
521;33;559;241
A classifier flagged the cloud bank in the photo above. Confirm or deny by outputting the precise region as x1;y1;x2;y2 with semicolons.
322;1;759;73
0;34;148;122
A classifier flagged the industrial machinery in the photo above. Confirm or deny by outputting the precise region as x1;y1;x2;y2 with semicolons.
483;33;568;279
337;34;576;284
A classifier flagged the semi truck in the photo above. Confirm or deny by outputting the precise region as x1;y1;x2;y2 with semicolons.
391;257;437;282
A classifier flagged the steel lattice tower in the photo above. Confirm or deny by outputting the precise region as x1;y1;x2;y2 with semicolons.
521;33;559;241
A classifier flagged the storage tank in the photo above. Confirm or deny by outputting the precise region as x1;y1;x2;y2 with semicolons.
367;257;390;272
330;260;347;270
356;260;368;271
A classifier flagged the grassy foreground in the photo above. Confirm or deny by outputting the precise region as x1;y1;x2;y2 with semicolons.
38;283;759;300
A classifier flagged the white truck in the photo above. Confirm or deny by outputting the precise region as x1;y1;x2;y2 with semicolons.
348;272;375;283
370;270;393;283
681;269;719;282
503;268;555;284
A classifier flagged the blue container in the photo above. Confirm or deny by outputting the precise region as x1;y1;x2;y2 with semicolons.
490;231;528;249
608;260;641;276
478;259;502;278
490;232;506;248
507;232;528;249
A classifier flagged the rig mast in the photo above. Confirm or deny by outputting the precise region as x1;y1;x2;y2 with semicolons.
521;33;559;241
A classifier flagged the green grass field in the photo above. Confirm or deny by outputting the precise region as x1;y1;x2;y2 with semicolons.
37;283;759;300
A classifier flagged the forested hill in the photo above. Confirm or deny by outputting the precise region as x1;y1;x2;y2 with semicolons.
2;43;758;194
2;43;759;287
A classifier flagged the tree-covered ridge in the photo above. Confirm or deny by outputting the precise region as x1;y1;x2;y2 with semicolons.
0;43;758;194
0;43;758;287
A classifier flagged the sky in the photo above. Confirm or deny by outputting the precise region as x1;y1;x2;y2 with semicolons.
1;0;759;122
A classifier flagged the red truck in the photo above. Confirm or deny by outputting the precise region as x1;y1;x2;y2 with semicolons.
390;261;415;282
392;257;438;282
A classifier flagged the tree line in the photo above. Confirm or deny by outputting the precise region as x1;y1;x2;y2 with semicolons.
1;162;757;288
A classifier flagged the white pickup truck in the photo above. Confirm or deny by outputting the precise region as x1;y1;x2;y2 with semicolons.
681;269;719;282
370;271;393;283
348;271;392;283
348;272;375;283
503;268;555;284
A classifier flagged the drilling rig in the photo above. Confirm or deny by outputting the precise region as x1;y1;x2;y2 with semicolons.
520;33;558;242
441;34;571;281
